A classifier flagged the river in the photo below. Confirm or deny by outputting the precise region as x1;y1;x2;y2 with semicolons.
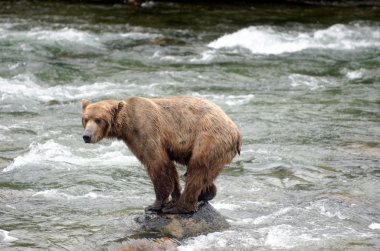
0;1;380;250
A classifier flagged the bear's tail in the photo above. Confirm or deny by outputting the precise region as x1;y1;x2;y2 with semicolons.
236;134;242;155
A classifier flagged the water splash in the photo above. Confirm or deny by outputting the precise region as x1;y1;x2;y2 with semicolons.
208;23;380;54
0;74;125;102
3;140;138;173
0;229;18;243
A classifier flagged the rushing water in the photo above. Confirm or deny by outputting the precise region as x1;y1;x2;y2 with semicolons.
1;1;380;250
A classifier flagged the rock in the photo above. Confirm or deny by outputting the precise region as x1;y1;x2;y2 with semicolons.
135;201;230;239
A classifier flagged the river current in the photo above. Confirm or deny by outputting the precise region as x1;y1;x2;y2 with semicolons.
0;1;379;250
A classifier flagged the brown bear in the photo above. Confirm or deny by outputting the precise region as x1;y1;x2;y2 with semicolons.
81;96;242;214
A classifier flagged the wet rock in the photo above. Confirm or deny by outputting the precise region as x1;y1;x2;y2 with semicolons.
135;201;230;239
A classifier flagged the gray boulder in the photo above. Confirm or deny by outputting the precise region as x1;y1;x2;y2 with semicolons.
135;201;230;239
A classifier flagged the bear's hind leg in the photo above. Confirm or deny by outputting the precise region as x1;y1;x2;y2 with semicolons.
163;163;223;213
198;183;217;202
162;134;230;214
162;166;205;214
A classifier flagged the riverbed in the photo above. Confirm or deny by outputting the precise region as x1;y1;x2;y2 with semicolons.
0;1;379;250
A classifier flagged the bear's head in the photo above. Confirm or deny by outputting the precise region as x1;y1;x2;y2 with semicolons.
81;99;124;144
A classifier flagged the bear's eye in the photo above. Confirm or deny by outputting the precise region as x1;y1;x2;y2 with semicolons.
82;117;88;127
95;118;102;125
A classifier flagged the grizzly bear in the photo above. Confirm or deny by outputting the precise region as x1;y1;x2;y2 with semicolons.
81;96;241;214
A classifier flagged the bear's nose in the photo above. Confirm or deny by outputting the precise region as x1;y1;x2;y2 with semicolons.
83;135;91;143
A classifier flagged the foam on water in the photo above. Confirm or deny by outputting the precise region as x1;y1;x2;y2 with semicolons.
0;74;126;102
211;202;241;210
343;69;365;80
178;231;260;251
192;93;254;106
288;74;331;90
369;223;380;230
28;27;100;45
3;140;138;173
0;229;18;243
0;125;10;141
180;212;375;250
118;32;160;40
306;199;351;221
318;205;348;220
0;25;161;49
208;23;380;54
253;207;293;225
32;189;112;200
189;50;217;63
263;224;320;249
0;26;102;50
178;224;321;250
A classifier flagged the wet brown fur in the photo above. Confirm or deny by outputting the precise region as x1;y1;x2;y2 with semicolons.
81;96;242;214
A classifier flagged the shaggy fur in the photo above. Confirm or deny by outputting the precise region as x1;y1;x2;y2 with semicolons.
81;96;242;214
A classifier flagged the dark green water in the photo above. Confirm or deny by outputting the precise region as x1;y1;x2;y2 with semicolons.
0;1;380;250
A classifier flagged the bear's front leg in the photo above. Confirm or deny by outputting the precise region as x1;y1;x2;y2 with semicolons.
144;160;178;212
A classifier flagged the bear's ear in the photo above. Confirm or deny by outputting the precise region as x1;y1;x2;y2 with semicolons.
112;101;125;119
81;99;90;111
117;101;125;111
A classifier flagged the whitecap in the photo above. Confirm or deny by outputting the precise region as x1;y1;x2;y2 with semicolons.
253;207;293;225
189;50;217;63
141;1;155;8
3;140;139;173
151;50;183;62
318;205;348;220
1;25;163;51
32;189;112;200
28;27;99;45
341;68;365;80
288;74;330;90
0;229;18;243
192;93;254;106
0;125;10;131
211;202;241;210
3;140;72;172
5;205;16;210
263;224;320;249
369;223;380;230
0;27;102;49
178;231;260;250
208;23;380;55
346;70;364;80
0;74;126;102
119;32;160;40
307;200;349;220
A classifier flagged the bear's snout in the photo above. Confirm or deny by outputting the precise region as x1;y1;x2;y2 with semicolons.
83;134;92;143
82;121;98;144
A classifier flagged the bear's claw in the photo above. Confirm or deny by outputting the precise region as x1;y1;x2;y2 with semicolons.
144;204;163;213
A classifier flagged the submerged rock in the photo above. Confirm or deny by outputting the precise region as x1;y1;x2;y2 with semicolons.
135;201;230;239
